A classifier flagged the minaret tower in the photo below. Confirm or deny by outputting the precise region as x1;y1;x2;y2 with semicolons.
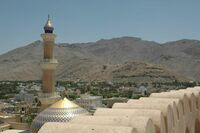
39;15;60;110
41;15;57;93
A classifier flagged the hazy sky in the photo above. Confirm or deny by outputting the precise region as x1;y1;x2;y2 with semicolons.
0;0;200;54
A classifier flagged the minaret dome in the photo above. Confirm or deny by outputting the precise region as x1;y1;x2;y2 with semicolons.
44;15;54;33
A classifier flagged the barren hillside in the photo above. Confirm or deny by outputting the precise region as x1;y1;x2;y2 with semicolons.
0;37;199;82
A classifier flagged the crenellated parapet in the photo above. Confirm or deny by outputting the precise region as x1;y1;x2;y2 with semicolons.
38;86;200;133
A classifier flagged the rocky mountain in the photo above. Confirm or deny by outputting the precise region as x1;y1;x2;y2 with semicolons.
0;36;199;82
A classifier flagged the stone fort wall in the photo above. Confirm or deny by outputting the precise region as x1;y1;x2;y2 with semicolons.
38;86;200;133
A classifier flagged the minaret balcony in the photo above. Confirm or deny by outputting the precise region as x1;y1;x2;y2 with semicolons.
40;59;58;70
41;33;56;41
43;58;58;63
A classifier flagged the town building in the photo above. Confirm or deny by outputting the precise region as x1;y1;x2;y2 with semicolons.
15;90;35;104
76;94;103;111
103;97;128;108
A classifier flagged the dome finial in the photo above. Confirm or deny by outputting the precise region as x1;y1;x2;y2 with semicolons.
43;15;54;33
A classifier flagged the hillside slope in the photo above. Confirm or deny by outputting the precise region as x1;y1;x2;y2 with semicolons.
0;37;199;81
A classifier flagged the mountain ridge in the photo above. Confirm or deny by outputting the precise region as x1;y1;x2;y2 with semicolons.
0;36;199;82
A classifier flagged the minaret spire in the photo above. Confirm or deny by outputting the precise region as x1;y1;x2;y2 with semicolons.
44;15;54;33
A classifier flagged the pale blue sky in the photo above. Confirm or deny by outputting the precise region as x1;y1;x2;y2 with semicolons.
0;0;200;54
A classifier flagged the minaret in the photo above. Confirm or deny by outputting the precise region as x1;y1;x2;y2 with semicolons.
41;15;57;93
39;15;60;111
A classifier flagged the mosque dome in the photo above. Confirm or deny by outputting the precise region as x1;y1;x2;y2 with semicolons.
31;97;89;133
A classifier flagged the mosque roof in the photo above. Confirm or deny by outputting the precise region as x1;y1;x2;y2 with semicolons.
31;97;88;133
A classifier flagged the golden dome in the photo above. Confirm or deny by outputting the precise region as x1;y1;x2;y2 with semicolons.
31;98;88;133
50;97;79;108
